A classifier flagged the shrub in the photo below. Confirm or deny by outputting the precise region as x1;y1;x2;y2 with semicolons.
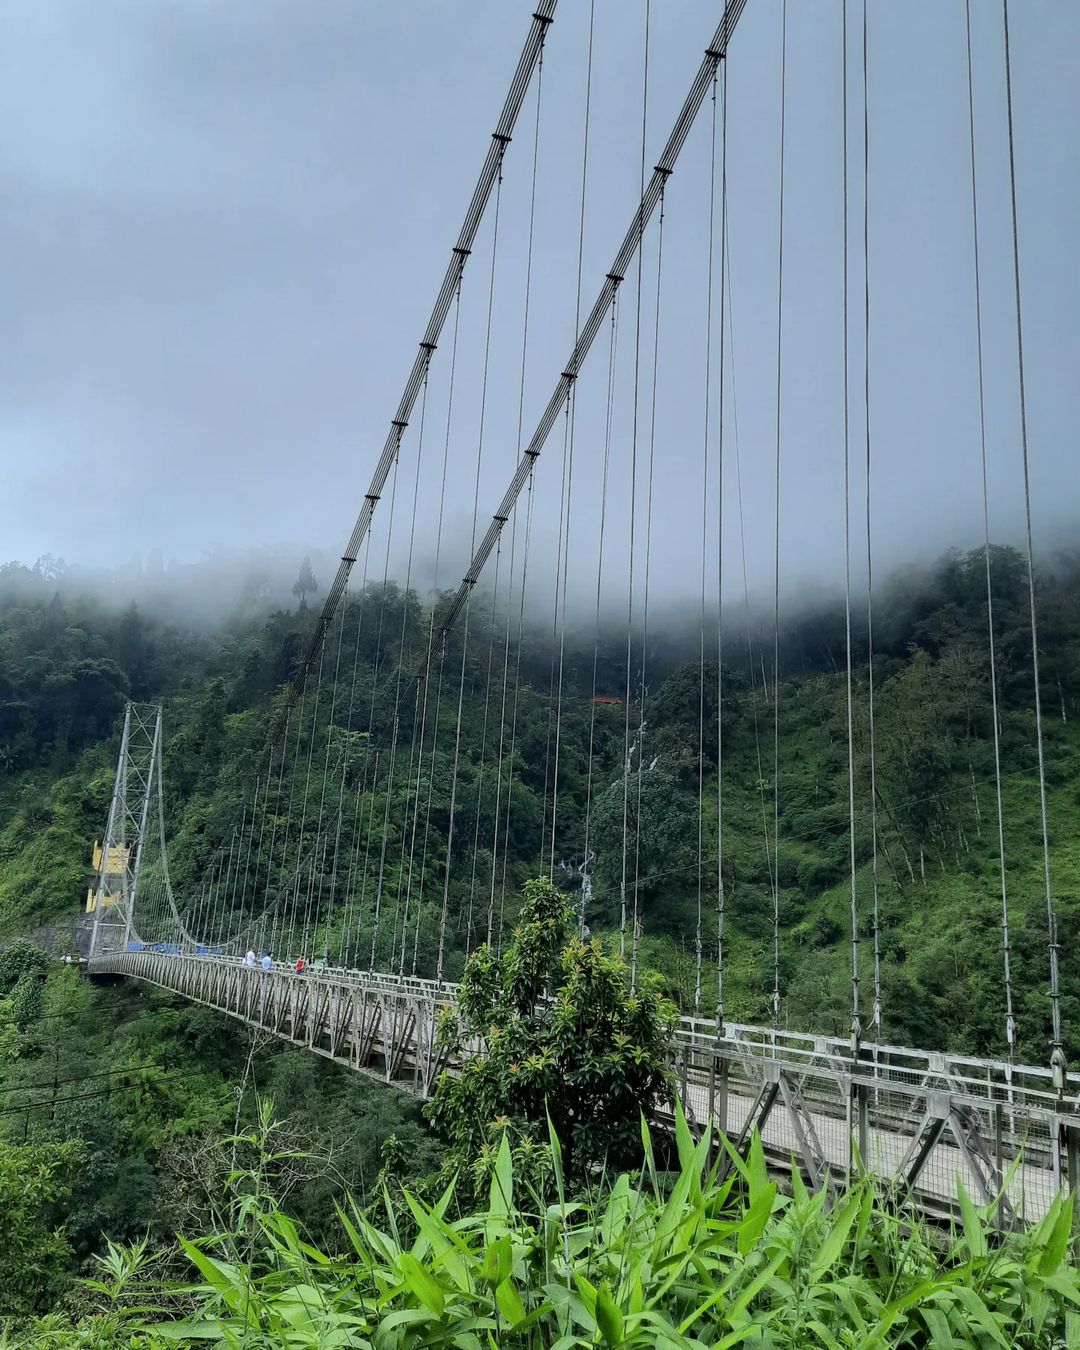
17;1115;1080;1348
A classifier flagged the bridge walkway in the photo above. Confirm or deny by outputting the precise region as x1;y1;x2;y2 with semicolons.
90;951;1079;1223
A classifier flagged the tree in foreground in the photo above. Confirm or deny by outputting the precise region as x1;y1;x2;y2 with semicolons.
426;876;677;1184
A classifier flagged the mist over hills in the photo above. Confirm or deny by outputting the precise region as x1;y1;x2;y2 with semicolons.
2;529;1079;1064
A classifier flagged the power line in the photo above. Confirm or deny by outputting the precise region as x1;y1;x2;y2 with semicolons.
3;1061;179;1096
0;1066;212;1120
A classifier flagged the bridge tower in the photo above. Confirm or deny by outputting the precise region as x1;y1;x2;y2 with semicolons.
88;702;163;957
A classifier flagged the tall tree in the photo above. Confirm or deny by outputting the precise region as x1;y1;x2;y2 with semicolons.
428;876;676;1182
291;557;318;611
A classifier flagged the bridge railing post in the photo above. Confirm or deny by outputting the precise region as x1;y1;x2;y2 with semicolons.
849;1080;869;1177
1064;1120;1080;1230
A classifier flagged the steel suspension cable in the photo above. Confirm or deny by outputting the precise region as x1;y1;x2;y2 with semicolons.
581;295;620;937
181;6;556;927
771;0;789;1029
842;0;861;1058
413;654;446;974
336;529;376;964
696;64;719;1019
324;551;379;962
730;350;775;927
488;37;546;944
547;0;597;877
631;179;666;991
302;597;349;956
387;2;750;807
1001;0;1063;1087
496;478;537;952
396;680;425;973
310;599;352;959
313;457;399;968
339;759;369;965
235;746;269;947
223;802;251;950
716;50;730;1033
862;0;883;1035
366;450;403;969
257;695;300;954
964;0;1015;1063
267;649;329;960
284;629;329;959
436;160;507;985
230;10;557;871
214;832;239;949
390;365;433;967
410;272;466;974
621;0;652;961
352;750;381;969
540;400;573;875
149;721;201;950
465;542;503;950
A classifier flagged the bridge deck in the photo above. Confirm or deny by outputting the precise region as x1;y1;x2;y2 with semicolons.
90;951;1080;1222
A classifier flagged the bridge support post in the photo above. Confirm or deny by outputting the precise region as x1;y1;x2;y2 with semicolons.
994;1101;1006;1231
857;1083;869;1169
848;1081;869;1176
1064;1121;1080;1229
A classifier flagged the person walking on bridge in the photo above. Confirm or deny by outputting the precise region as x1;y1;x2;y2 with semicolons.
260;952;272;973
295;955;306;976
245;948;256;969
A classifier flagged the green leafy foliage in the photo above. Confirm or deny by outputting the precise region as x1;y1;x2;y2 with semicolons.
428;876;678;1184
0;937;49;1033
5;544;1080;1062
11;1117;1080;1347
4;542;1080;1329
0;959;440;1316
0;1139;83;1318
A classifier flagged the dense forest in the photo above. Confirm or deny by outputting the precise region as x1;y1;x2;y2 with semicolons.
3;544;1080;1053
1;541;1080;1325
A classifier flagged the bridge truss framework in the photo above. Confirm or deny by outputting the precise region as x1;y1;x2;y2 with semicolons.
89;947;1080;1225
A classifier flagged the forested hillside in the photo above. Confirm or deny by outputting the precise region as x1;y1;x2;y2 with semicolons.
2;545;1080;1063
2;543;1080;1319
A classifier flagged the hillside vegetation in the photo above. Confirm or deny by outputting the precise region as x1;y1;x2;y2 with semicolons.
1;538;1079;1330
13;1118;1080;1349
2;546;1079;1062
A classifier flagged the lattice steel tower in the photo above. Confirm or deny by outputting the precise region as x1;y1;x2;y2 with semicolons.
88;703;163;956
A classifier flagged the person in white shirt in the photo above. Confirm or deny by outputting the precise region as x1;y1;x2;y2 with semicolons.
245;948;256;968
260;953;272;973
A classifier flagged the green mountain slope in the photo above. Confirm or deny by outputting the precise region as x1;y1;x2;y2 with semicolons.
2;544;1078;1065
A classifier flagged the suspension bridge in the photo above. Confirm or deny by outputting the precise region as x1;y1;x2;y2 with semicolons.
82;0;1079;1223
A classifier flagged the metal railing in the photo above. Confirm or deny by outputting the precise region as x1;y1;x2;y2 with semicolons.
88;950;1080;1221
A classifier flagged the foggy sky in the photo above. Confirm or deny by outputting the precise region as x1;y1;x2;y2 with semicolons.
3;1;1078;617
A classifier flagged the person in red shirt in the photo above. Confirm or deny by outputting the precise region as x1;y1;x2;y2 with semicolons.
295;955;306;975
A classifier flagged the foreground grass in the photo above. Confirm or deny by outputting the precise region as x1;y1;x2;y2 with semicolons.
11;1112;1080;1349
